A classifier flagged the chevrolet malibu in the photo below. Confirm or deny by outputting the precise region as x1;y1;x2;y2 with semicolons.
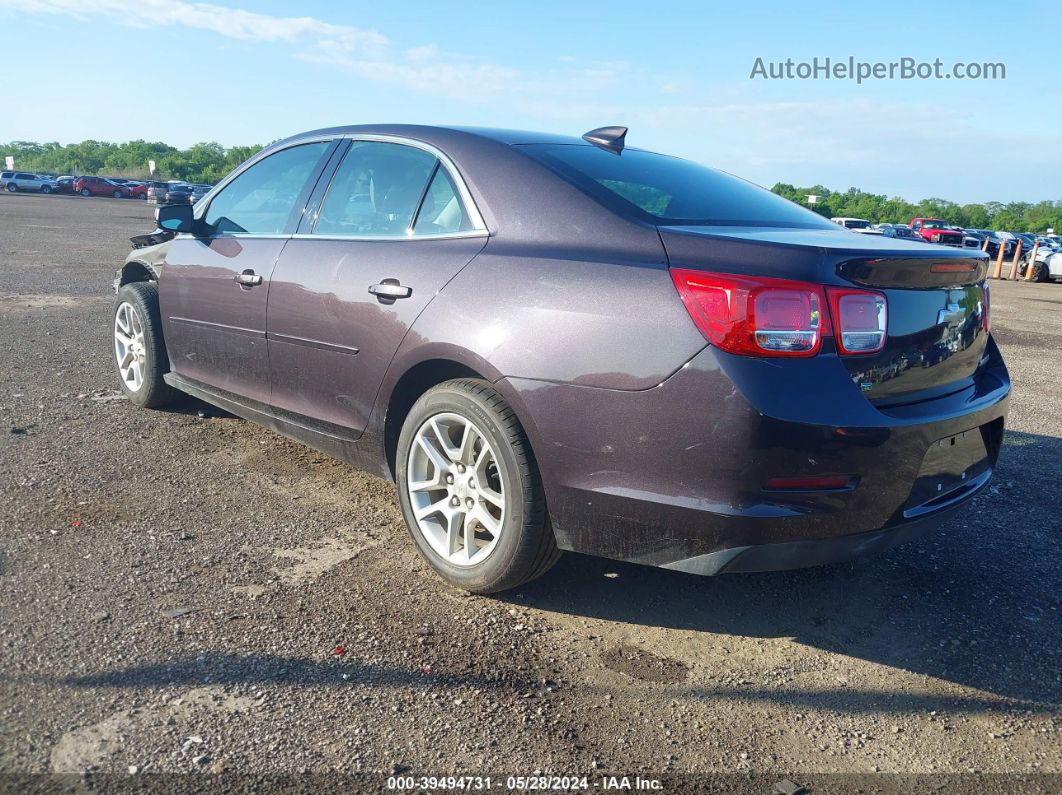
111;124;1009;593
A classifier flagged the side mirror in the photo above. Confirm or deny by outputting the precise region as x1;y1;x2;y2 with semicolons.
156;203;195;233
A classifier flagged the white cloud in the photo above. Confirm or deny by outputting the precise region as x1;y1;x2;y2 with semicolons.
1;0;388;51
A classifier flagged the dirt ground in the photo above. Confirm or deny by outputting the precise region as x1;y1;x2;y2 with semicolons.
0;193;1059;793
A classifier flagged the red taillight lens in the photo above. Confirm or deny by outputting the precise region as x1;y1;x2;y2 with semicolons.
670;270;830;357
765;475;855;491
826;287;887;354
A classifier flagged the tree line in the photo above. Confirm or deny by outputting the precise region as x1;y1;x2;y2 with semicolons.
3;139;1059;233
771;183;1061;234
1;139;264;185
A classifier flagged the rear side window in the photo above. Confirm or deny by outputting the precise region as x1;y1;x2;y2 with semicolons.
413;167;472;235
205;142;330;235
313;141;436;237
518;144;836;229
16;173;35;179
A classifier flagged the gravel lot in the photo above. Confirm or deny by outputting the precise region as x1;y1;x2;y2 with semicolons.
1;194;1059;792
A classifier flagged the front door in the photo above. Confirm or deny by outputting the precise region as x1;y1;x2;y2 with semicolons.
266;140;488;438
159;140;334;405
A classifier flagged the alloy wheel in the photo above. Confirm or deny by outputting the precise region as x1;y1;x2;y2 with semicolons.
406;412;506;567
114;301;147;391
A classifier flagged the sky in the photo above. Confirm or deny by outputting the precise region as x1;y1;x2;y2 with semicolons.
1;0;1059;204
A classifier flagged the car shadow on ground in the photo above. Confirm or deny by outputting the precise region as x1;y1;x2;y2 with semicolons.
508;429;1061;712
60;653;529;692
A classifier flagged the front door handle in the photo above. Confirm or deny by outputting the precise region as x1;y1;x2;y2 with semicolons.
234;269;263;286
369;280;412;300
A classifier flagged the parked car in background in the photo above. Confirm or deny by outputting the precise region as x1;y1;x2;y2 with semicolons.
55;177;77;194
830;217;881;233
111;123;1008;593
910;218;964;247
144;181;174;202
125;182;150;200
1019;240;1062;282
1013;233;1038;253
188;185;211;204
2;171;60;193
163;184;195;204
965;229;1016;259
879;224;923;241
74;176;131;198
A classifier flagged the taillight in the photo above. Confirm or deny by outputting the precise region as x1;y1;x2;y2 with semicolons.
764;475;856;491
670;270;830;357
826;287;887;354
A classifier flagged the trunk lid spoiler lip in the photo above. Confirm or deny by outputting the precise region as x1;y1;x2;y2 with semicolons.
658;224;988;260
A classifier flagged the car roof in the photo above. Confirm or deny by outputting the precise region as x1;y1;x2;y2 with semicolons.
276;123;591;150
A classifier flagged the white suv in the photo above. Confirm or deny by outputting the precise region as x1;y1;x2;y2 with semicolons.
2;171;60;193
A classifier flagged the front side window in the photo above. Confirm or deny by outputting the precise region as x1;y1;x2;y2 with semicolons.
413;167;472;235
313;141;436;237
519;144;836;229
205;142;330;235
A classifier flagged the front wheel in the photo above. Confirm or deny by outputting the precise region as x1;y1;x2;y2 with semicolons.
41;185;52;194
396;379;559;593
112;281;181;408
112;189;123;198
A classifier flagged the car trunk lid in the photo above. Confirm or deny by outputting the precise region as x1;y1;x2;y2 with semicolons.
658;225;991;405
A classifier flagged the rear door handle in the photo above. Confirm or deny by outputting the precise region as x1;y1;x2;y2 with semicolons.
234;269;263;286
369;281;412;299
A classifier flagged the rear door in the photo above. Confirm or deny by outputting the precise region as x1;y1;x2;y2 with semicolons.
159;140;336;406
265;138;488;438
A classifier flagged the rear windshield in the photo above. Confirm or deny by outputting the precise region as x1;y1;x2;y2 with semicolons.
517;144;835;229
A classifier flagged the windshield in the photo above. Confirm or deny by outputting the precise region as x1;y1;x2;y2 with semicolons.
517;144;835;228
922;220;947;229
844;220;870;229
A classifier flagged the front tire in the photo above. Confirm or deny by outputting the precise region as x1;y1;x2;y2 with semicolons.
112;281;180;408
41;185;52;194
396;378;559;593
113;189;123;198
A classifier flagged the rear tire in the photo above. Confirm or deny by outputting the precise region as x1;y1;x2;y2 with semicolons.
6;182;17;192
112;281;181;409
80;187;91;196
396;378;560;593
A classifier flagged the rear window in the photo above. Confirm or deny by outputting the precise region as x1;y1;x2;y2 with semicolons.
517;144;834;228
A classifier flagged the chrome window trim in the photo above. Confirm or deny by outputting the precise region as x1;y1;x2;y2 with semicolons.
290;229;489;242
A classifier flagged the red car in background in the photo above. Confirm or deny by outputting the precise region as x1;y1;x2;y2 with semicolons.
125;182;149;200
74;176;131;198
910;218;964;247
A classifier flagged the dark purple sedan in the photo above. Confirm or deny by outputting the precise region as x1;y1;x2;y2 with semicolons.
112;124;1009;593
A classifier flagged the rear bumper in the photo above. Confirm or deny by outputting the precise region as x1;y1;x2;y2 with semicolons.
662;468;989;575
502;338;1009;574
